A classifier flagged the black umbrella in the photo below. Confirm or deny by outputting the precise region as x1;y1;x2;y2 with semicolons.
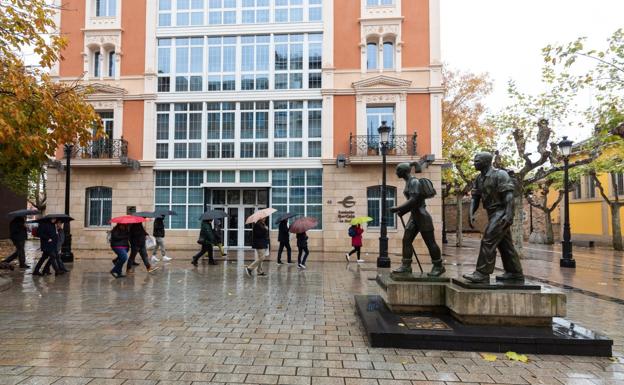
37;214;74;222
274;212;296;224
7;209;39;218
134;211;156;218
200;210;227;220
154;209;177;216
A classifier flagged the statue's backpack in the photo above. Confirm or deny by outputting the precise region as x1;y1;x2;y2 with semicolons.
418;178;437;199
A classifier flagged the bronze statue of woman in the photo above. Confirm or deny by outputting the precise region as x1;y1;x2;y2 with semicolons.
390;162;445;276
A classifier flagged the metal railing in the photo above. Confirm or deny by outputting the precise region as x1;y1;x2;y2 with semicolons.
68;138;128;160
349;134;417;157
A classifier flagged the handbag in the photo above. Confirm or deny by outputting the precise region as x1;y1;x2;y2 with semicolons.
145;235;156;250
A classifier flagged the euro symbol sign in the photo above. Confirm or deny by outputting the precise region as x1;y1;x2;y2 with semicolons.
338;196;356;208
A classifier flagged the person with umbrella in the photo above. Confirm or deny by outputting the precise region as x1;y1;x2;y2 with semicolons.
1;209;36;269
245;216;269;277
289;217;318;269
42;220;70;274
151;212;171;263
276;213;295;265
128;222;159;274
192;219;217;266
108;215;147;278
345;218;368;263
213;219;226;257
32;217;62;276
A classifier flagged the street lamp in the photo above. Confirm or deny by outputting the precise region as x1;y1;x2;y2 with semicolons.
558;136;575;268
527;190;534;235
441;182;448;244
60;143;74;263
377;121;391;268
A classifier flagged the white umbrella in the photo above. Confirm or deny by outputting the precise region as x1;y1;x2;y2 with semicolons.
245;208;276;225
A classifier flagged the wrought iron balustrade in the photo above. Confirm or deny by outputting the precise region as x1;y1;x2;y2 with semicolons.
67;138;128;160
349;134;417;157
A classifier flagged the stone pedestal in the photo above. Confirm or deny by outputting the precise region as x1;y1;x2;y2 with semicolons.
377;273;449;313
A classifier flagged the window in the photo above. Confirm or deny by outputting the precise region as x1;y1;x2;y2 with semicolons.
108;51;116;77
241;101;269;158
157;39;172;92
173;103;202;159
175;37;204;92
155;171;204;229
367;186;396;228
275;0;303;23
309;0;322;21
275;34;303;89
274;101;303;157
271;169;322;229
208;36;236;91
156;104;170;159
208;0;236;25
158;0;172;26
367;106;395;138
86;187;112;227
206;102;235;158
308;33;322;88
93;51;101;77
241;35;270;90
307;100;322;157
95;0;116;17
572;181;582;200
177;0;204;26
383;41;394;70
613;172;624;196
585;175;596;199
367;0;394;5
367;42;377;70
242;0;269;23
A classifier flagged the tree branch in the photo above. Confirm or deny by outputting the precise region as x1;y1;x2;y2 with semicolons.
592;173;612;206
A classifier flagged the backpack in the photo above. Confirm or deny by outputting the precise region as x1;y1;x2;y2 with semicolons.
419;178;437;199
348;226;357;237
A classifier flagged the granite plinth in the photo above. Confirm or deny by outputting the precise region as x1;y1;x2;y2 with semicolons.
377;273;566;326
355;295;613;356
452;278;541;290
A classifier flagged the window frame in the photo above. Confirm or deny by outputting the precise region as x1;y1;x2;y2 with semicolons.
85;186;113;227
366;185;397;229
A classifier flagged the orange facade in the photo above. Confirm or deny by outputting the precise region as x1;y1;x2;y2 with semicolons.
59;0;85;77
333;1;361;70
333;96;357;156
407;94;431;154
402;0;430;67
121;0;146;76
122;101;144;160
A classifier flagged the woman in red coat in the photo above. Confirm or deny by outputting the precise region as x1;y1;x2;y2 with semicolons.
345;224;364;263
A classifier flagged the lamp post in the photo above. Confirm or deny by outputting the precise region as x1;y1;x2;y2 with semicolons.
528;191;534;235
441;182;448;244
377;121;391;268
558;136;575;268
60;143;74;263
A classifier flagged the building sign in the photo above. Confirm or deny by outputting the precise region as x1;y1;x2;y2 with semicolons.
337;196;356;222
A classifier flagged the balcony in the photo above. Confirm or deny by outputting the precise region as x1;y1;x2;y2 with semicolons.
348;134;418;164
60;139;138;169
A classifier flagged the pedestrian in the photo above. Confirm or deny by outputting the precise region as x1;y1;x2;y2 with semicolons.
43;221;69;274
345;224;365;263
151;214;171;263
110;223;130;278
276;218;292;265
33;218;62;276
192;219;217;266
214;219;226;257
128;223;158;274
2;216;29;269
296;231;309;269
245;217;268;277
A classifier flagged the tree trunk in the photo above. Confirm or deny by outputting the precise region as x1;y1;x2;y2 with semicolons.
610;204;623;251
544;210;554;245
511;195;524;254
456;193;463;247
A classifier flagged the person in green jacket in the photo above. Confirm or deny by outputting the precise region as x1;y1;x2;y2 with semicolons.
192;219;217;266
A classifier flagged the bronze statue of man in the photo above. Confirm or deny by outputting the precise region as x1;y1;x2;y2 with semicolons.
389;162;445;276
462;152;524;283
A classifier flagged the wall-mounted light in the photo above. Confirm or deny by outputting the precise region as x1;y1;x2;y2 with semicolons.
336;154;347;168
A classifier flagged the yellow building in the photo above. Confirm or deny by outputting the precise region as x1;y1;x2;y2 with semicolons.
552;146;624;246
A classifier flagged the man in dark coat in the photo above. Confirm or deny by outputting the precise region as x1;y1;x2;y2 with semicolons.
2;216;29;268
128;223;158;273
246;217;269;277
192;220;217;266
33;218;61;276
151;214;171;262
276;219;292;264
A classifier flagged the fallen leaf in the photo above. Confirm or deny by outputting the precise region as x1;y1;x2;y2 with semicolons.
397;323;406;327
481;353;497;362
505;351;529;363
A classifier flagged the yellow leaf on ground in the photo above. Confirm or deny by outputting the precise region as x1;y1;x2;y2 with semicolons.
397;323;406;327
505;351;529;363
481;353;497;362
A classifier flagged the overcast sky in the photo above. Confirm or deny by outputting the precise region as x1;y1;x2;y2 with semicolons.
440;0;624;142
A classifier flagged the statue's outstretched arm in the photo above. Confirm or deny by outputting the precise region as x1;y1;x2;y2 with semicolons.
390;197;418;217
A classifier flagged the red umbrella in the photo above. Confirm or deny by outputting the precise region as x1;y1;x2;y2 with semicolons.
289;217;318;233
110;215;149;224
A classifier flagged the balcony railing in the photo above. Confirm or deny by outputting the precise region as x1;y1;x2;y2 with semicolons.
68;138;128;160
349;134;417;157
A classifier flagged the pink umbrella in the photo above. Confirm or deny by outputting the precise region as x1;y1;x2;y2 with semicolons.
245;208;277;224
289;217;318;233
110;215;149;224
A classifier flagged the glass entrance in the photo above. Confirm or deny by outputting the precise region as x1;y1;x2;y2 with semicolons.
207;188;268;248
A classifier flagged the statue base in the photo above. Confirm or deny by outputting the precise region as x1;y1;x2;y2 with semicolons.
357;273;613;356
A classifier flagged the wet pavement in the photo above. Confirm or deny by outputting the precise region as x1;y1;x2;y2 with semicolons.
0;240;623;385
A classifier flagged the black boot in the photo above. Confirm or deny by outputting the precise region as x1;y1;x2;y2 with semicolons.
427;261;446;277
